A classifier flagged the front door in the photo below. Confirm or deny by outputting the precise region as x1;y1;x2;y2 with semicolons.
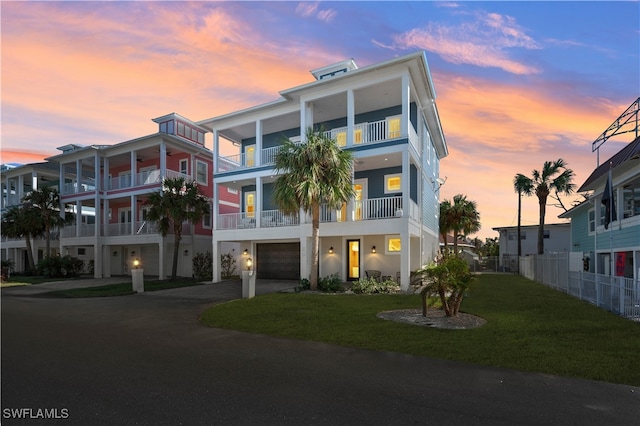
347;239;360;281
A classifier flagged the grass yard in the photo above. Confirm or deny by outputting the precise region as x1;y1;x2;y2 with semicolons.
47;278;204;298
200;274;640;386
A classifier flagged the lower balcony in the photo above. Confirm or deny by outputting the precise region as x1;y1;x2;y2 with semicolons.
216;196;418;230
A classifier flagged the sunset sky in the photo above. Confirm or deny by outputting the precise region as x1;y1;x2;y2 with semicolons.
1;1;638;239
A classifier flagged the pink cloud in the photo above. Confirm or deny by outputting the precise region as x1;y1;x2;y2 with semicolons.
390;10;541;75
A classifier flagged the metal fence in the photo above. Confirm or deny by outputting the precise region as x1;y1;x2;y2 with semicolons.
519;253;640;321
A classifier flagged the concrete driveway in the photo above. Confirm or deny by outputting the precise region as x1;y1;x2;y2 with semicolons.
2;281;639;425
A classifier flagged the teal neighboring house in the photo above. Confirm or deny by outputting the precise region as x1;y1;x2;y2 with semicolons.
560;100;640;280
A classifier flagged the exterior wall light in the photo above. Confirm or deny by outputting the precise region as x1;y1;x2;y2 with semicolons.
243;249;249;256
329;246;334;254
372;246;376;253
133;258;141;268
246;257;253;271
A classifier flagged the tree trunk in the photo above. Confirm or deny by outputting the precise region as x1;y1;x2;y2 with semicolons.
25;233;36;273
421;288;428;316
517;190;522;257
310;202;320;290
537;195;547;255
171;227;182;281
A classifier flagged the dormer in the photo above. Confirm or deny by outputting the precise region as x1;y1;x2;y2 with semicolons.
56;144;85;154
152;113;208;146
310;59;358;81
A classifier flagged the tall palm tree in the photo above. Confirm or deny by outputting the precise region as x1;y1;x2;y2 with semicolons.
513;173;534;257
440;194;481;255
439;199;453;253
145;177;210;280
1;204;41;272
22;186;74;258
528;159;575;254
273;127;355;290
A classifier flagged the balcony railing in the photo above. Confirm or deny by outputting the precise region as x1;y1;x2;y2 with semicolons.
99;221;190;237
216;196;414;230
61;224;96;238
104;169;190;191
217;119;413;173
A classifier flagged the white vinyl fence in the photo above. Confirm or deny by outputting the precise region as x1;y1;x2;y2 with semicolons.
520;253;640;321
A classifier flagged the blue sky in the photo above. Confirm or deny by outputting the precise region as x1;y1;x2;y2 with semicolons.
1;1;638;238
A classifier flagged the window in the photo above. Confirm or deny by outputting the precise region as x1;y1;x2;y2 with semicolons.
245;145;255;167
202;212;212;229
589;209;595;232
544;230;550;239
384;174;401;194
179;159;188;176
508;232;526;240
227;188;238;195
622;179;640;218
354;128;363;144
336;131;346;147
177;122;185;137
386;235;401;253
387;116;401;139
196;161;207;185
78;248;86;256
245;191;255;218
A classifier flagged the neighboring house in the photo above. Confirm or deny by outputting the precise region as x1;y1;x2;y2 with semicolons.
198;51;448;290
1;161;62;271
492;223;571;270
559;136;640;278
37;113;238;279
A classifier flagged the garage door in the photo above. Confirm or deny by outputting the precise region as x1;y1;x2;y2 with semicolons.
256;243;300;280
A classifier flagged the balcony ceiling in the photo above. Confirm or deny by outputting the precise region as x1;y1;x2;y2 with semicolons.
220;79;403;142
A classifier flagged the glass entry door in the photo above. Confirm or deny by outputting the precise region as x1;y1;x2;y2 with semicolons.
347;239;360;281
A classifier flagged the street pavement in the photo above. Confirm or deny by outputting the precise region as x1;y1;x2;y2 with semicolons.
2;279;639;425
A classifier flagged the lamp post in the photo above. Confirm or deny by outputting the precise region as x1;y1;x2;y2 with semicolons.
132;258;144;293
241;256;255;299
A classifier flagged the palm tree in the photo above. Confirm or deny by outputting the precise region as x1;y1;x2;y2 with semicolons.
1;204;42;272
440;194;481;255
145;177;210;280
528;159;575;254
22;186;73;258
439;199;453;253
513;173;534;257
273;127;355;290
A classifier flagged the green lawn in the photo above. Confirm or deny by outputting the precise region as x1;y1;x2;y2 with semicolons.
200;274;640;386
47;278;204;298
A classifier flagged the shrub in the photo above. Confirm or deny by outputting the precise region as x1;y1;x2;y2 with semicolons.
220;251;237;279
351;277;400;294
36;255;83;278
296;275;344;293
413;255;476;317
193;251;213;281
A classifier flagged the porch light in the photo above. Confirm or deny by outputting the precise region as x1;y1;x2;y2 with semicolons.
243;249;249;256
133;258;141;268
184;249;189;256
246;258;253;271
329;247;334;254
113;251;118;257
371;246;376;253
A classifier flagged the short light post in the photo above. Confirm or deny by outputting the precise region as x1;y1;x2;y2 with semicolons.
132;258;144;293
241;257;255;299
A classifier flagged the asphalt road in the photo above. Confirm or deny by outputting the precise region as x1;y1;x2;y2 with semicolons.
2;287;639;425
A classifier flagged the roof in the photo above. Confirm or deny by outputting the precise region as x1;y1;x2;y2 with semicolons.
492;222;570;232
578;135;640;192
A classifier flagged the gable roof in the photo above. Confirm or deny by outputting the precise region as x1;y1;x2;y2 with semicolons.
578;135;640;192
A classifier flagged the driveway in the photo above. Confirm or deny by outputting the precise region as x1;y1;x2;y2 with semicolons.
2;282;639;425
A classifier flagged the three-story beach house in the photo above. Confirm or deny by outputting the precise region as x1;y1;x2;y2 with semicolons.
199;51;448;290
41;113;238;279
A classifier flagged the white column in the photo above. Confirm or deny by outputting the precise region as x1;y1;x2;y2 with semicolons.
159;143;167;177
401;73;410;138
76;159;82;192
212;181;218;231
347;89;355;146
17;175;24;200
255;120;262;167
400;229;410;291
213;130;219;174
301;99;314;138
212;239;221;282
76;201;82;236
31;172;38;191
300;236;309;281
59;165;65;195
130;151;136;187
130;195;136;235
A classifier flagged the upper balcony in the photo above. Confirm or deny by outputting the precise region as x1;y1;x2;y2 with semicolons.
216;119;419;174
60;169;190;196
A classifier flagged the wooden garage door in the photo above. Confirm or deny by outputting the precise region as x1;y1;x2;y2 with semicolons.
256;243;300;280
